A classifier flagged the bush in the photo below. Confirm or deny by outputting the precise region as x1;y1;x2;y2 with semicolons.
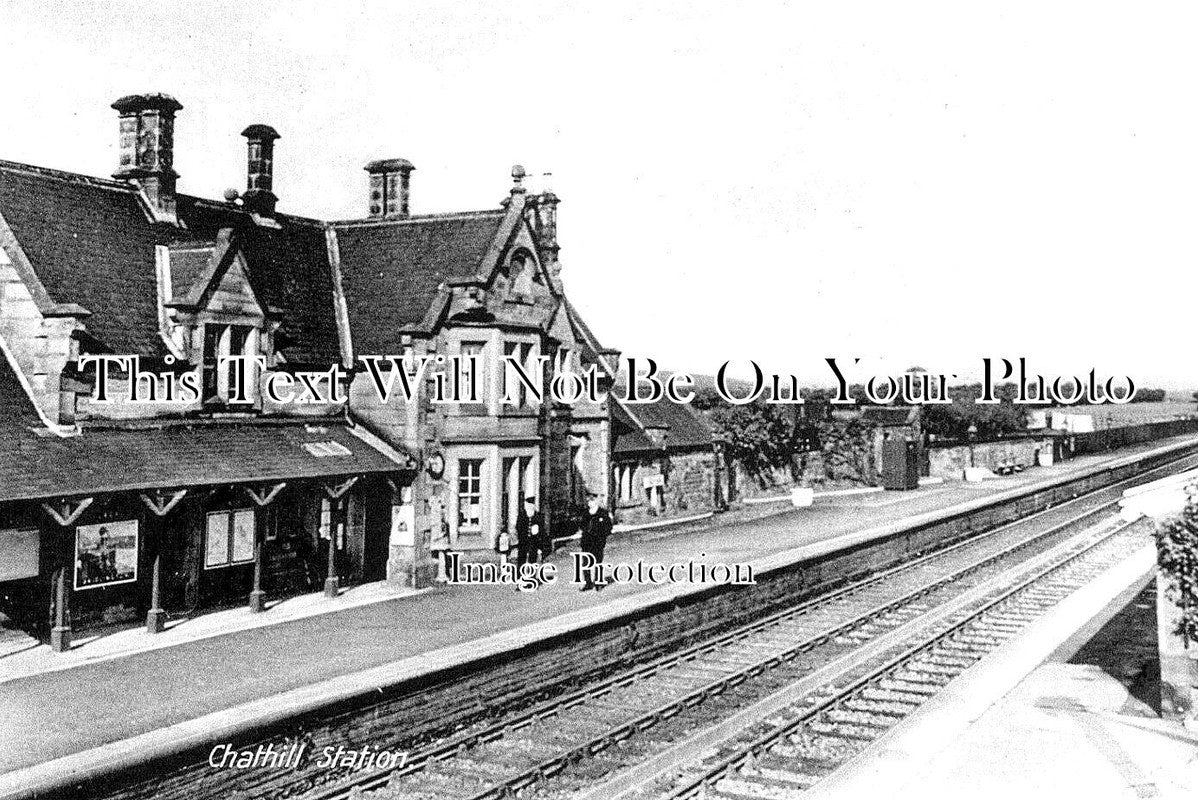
693;387;819;484
920;382;1026;441
1156;488;1198;646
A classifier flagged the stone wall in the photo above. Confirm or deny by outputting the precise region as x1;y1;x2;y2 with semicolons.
927;436;1056;479
732;419;880;500
0;249;78;424
614;448;716;526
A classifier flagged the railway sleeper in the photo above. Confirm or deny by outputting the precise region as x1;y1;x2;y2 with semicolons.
715;775;809;800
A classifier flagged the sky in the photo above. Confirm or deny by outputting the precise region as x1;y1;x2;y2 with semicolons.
2;1;1196;390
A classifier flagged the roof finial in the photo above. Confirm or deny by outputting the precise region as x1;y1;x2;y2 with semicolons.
511;164;527;194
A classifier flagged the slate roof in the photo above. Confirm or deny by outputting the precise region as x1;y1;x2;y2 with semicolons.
0;162;164;354
166;243;215;294
231;219;342;364
611;402;654;453
333;211;506;352
0;355;402;503
0;160;342;364
611;394;714;455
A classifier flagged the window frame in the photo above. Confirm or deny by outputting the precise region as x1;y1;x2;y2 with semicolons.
201;322;259;405
459;341;487;404
502;340;536;409
456;458;484;534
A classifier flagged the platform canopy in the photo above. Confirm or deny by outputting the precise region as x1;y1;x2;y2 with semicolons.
0;358;411;503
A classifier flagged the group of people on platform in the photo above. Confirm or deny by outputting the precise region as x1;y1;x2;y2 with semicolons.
498;493;613;591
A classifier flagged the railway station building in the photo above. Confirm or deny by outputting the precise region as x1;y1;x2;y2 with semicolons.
0;92;718;646
610;395;718;525
0;95;414;649
335;163;717;576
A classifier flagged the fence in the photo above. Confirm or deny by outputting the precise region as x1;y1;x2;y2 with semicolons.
1070;418;1198;455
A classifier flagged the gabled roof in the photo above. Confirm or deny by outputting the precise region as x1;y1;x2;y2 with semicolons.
332;210;506;352
227;220;342;363
0;160;342;364
0;160;165;354
611;389;714;455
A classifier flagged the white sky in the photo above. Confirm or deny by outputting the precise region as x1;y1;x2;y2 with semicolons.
2;1;1195;389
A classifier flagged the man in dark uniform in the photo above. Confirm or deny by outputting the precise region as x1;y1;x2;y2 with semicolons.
516;496;544;567
578;492;613;591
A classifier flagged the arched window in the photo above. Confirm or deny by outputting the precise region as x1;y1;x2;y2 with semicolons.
507;249;536;299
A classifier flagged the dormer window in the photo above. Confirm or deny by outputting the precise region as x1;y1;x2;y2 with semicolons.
202;323;258;404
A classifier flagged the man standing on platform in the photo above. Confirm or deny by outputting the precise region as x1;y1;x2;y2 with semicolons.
578;492;613;591
516;496;545;568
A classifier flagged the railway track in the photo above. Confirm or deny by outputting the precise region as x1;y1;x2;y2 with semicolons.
627;514;1148;800
301;456;1192;800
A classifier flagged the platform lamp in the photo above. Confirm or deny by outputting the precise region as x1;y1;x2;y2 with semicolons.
967;423;978;468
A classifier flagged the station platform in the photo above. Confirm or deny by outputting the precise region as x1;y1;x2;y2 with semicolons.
1;437;1196;787
808;518;1198;800
879;661;1198;800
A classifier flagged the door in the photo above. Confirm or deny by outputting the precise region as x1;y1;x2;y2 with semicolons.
361;481;393;583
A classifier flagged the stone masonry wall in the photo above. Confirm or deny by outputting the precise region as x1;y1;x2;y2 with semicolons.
733;420;879;500
614;449;716;526
928;437;1056;479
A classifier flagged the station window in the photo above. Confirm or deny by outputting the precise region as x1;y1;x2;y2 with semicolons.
318;498;332;539
555;346;573;377
457;459;484;533
204;509;255;569
202;323;257;404
615;463;637;503
502;341;536;408
501;455;534;534
317;497;346;549
459;341;486;403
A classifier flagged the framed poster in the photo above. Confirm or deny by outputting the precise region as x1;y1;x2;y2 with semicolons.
642;474;665;489
0;528;40;581
74;520;138;590
205;512;230;568
230;509;255;563
391;504;415;547
205;509;256;569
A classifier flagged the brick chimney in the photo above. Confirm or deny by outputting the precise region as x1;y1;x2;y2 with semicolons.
241;124;280;215
112;93;182;223
364;159;414;218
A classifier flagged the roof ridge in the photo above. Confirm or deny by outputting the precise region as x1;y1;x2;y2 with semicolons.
180;195;329;227
0;158;135;192
331;209;504;227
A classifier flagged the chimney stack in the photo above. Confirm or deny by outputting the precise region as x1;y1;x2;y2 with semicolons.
112;93;183;223
241;124;280;215
364;159;414;218
530;190;560;264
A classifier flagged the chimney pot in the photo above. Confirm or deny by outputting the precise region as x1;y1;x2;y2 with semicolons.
241;124;280;215
364;158;414;218
112;93;182;224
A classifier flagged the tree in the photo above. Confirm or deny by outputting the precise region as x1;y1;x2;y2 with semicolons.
693;386;815;480
920;382;1027;441
1131;388;1167;403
